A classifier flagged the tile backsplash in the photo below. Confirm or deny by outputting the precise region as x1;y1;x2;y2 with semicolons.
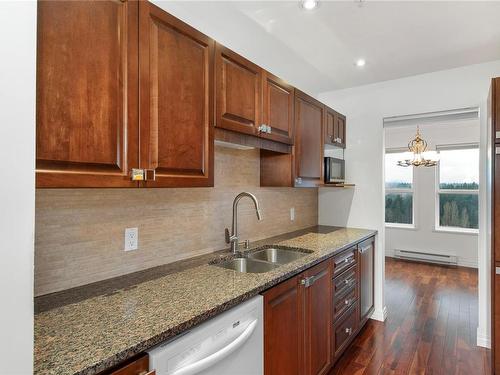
35;145;318;295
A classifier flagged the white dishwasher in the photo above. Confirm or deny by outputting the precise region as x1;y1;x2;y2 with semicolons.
148;295;263;375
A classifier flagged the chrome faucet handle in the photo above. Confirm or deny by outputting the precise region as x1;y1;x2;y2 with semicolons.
239;240;250;249
225;228;238;244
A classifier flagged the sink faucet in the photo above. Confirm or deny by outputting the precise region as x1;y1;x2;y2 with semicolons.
225;192;262;253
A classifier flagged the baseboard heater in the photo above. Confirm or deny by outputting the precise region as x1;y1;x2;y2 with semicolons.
393;249;458;266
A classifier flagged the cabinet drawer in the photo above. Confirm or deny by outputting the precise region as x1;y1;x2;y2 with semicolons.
103;354;152;375
333;265;356;297
333;303;358;358
333;247;357;277
333;286;356;321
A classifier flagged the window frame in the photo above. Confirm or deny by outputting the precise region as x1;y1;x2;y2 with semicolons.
385;148;415;229
434;144;479;234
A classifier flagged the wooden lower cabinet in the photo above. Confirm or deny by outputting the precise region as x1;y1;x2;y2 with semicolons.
101;354;153;375
263;236;375;374
303;260;333;375
333;303;358;359
263;259;332;375
263;274;302;375
359;238;375;325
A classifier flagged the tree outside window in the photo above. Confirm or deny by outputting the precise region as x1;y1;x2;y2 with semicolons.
437;147;479;231
385;151;414;226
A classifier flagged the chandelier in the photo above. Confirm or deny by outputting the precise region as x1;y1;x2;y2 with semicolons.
397;127;438;167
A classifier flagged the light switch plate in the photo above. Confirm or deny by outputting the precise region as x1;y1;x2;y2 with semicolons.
124;227;138;251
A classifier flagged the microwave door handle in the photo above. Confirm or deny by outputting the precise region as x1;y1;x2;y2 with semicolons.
170;319;258;375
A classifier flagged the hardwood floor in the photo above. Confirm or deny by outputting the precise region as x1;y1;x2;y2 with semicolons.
329;258;491;375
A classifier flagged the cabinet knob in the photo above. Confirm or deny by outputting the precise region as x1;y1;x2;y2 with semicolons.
344;299;350;305
345;327;353;335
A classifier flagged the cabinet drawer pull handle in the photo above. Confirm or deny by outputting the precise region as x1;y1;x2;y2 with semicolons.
301;276;316;288
130;168;156;181
344;256;354;264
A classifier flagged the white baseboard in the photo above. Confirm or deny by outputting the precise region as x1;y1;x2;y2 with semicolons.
477;327;491;348
370;306;388;322
384;252;477;269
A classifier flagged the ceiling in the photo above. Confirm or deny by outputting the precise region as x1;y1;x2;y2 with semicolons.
156;1;500;94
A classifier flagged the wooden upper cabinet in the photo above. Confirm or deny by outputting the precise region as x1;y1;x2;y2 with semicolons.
215;44;262;136
261;72;294;144
36;0;139;187
324;107;346;148
138;2;214;187
263;275;303;375
335;113;346;148
294;91;325;187
324;108;336;145
302;260;332;375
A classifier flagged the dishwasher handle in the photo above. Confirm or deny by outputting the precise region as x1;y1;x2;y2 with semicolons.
170;318;258;375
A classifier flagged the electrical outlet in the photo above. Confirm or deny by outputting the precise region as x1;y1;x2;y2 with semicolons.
124;227;138;251
290;207;295;221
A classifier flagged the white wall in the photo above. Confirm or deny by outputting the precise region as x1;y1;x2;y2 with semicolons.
318;60;500;346
385;120;480;268
0;1;36;373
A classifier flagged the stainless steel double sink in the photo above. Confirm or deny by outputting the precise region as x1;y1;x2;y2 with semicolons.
212;247;312;273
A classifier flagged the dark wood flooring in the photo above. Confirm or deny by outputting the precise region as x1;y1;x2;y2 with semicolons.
329;258;491;375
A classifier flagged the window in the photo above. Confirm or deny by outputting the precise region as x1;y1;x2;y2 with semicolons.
385;151;414;226
436;147;479;232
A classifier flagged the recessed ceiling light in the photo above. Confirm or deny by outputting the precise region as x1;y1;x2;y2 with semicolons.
355;59;366;67
300;0;318;10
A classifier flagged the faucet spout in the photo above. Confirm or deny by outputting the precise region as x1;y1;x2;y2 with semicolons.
226;192;262;254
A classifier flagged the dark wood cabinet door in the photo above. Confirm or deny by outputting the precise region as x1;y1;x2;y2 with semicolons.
495;271;500;372
359;238;375;324
294;91;325;187
495;153;500;261
139;2;214;187
325;108;336;145
36;0;139;187
493;77;500;141
262;71;294;144
215;44;262;136
302;260;333;375
263;275;303;375
333;304;358;359
336;113;346;148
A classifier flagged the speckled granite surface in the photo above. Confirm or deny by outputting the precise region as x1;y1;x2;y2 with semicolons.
34;226;376;375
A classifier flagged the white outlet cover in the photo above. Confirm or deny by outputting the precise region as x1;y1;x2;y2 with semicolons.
290;207;295;221
124;227;138;251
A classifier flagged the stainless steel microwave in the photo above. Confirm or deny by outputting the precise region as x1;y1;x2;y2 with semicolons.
324;157;345;184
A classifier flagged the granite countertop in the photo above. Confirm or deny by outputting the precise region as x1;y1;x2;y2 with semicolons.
34;226;377;375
